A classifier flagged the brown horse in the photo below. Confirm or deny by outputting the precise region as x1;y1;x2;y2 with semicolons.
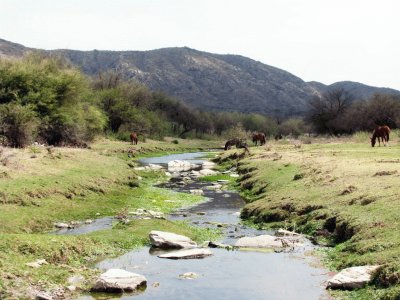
224;138;240;150
252;132;266;146
224;138;250;154
130;132;138;145
371;125;390;147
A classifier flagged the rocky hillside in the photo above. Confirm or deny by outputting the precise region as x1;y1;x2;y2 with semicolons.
1;38;399;116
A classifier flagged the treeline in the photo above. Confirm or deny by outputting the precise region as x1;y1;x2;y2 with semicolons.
306;89;400;135
0;54;306;147
1;54;398;147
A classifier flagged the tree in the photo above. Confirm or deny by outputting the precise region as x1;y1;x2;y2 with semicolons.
306;89;353;134
0;53;107;146
0;103;38;147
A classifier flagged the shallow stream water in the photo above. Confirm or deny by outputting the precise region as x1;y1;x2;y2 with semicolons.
75;152;330;300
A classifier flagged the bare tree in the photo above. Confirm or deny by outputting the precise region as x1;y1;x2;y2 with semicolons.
306;89;353;134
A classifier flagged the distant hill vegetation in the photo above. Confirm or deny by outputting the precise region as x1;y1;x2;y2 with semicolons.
1;38;399;117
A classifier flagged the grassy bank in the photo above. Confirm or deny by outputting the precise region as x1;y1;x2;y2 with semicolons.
215;134;400;299
0;138;221;299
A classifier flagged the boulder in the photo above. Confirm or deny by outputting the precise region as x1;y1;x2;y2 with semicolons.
26;259;48;268
92;269;147;293
158;248;213;259
167;160;193;172
202;161;216;169
189;189;204;195
235;235;286;248
205;184;222;190
199;169;217;176
149;231;197;249
230;173;240;178
190;170;201;177
148;163;163;170
326;265;381;289
276;229;301;237
54;222;70;229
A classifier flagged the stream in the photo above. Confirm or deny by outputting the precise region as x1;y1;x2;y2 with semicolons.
73;152;330;300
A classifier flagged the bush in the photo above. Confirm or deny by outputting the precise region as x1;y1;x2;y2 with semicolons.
0;54;106;146
0;103;38;147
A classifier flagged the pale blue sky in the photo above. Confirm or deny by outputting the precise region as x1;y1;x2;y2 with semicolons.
1;0;400;89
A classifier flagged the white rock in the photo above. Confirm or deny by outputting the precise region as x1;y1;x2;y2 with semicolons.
167;160;193;172
91;269;147;293
276;229;301;236
26;259;48;268
202;161;216;169
165;172;172;176
205;184;222;190
134;167;145;171
54;222;70;229
179;272;199;279
148;164;163;170
199;169;217;176
67;285;76;292
149;230;197;249
85;219;93;224
235;235;285;248
190;170;201;177
327;265;381;289
158;248;213;259
189;189;204;195
34;291;53;300
230;173;240;178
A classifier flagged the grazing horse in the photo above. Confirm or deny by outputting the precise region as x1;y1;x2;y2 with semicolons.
130;132;138;145
252;132;266;146
224;138;240;150
371;125;390;147
224;138;250;154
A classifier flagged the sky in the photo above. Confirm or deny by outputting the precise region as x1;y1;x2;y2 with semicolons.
1;0;400;89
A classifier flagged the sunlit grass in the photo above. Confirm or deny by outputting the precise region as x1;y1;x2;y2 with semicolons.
216;134;400;299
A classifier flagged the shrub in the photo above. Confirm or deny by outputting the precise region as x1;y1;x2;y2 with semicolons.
0;103;38;147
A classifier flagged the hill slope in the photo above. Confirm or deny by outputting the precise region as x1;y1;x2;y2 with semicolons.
1;38;399;116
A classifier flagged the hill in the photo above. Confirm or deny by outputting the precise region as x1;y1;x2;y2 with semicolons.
1;38;399;116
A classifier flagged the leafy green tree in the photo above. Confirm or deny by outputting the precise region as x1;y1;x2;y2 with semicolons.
0;103;38;147
0;53;107;146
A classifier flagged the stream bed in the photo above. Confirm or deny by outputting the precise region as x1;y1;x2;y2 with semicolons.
76;152;330;300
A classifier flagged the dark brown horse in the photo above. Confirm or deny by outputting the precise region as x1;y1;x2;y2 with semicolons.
371;125;390;147
130;132;138;145
252;132;266;146
224;138;240;150
224;138;250;154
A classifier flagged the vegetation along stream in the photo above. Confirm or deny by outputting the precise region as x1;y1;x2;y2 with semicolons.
59;152;329;300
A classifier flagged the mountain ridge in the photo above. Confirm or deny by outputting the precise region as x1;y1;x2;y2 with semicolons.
1;38;399;116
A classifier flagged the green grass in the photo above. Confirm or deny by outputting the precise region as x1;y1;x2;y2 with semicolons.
215;136;400;299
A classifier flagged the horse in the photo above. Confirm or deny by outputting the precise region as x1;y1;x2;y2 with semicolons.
371;125;390;147
252;132;266;146
224;138;250;154
224;138;240;150
130;132;138;145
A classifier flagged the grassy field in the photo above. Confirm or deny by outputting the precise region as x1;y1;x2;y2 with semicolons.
215;132;400;299
0;137;222;299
